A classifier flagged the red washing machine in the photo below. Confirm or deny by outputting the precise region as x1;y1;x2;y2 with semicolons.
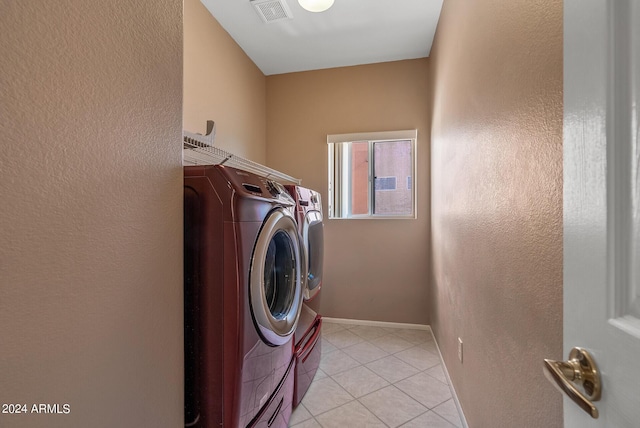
284;185;324;407
184;165;304;428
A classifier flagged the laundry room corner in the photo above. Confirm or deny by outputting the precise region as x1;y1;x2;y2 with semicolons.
183;0;268;163
266;61;432;325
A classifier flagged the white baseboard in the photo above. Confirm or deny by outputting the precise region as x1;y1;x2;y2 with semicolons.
432;334;469;428
322;317;431;331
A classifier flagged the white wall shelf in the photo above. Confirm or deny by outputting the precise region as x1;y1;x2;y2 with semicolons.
183;120;301;185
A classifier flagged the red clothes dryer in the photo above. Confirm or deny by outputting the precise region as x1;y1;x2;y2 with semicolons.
184;165;304;428
285;185;324;407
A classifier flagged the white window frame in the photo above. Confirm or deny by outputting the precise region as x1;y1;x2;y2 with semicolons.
327;130;417;219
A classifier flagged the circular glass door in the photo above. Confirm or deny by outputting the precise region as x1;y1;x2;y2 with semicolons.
250;208;302;346
303;211;324;300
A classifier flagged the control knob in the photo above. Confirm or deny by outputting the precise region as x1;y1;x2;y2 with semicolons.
266;180;280;196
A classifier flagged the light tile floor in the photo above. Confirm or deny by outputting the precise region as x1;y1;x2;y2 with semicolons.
289;320;464;428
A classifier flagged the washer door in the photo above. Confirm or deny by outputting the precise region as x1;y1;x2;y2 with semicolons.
250;208;302;346
303;210;324;301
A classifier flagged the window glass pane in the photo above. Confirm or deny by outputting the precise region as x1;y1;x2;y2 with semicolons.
375;176;397;190
373;140;412;215
351;141;369;215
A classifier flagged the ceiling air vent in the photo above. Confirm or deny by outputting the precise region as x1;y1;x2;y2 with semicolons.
251;0;293;23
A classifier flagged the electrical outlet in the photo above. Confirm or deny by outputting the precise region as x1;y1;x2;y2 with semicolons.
458;337;463;363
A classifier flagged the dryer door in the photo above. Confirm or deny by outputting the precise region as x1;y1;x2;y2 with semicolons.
303;210;324;301
250;208;302;346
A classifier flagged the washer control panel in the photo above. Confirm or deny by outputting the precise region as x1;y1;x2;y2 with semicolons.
264;180;282;197
230;167;289;199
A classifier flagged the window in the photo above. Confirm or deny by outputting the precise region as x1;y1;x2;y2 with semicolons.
327;130;417;219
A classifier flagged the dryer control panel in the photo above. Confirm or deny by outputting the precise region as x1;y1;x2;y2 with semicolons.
264;179;283;197
224;166;294;205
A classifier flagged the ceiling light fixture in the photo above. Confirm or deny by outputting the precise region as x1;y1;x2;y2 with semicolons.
298;0;334;13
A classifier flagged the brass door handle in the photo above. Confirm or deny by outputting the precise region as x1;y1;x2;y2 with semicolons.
543;347;602;419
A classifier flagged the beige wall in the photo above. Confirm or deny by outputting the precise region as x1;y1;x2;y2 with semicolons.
0;2;183;427
429;0;563;426
267;60;430;324
184;0;267;164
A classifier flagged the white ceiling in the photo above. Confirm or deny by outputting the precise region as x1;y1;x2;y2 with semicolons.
201;0;444;76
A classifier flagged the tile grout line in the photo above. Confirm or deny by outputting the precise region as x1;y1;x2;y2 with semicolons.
356;383;428;425
315;397;391;428
431;398;464;428
292;321;464;427
322;337;445;379
333;334;443;420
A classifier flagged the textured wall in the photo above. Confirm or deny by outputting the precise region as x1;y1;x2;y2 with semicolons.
0;1;183;427
266;60;431;324
429;0;563;426
184;0;267;164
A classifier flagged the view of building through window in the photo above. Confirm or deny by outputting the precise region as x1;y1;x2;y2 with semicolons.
328;130;416;219
373;140;412;215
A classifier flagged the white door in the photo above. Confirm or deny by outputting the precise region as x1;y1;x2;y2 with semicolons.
563;0;640;427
